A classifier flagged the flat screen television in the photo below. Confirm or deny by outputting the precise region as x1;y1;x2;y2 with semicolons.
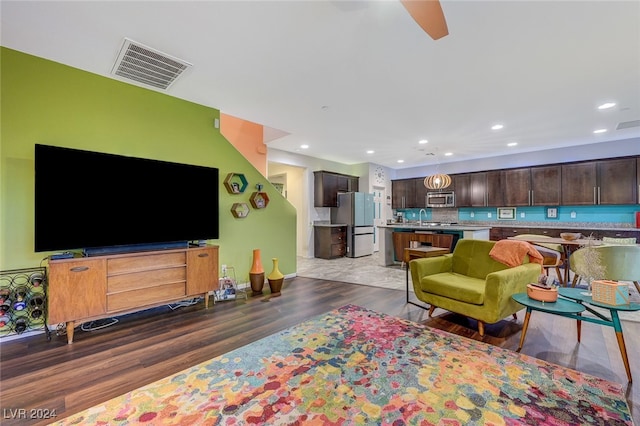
35;144;219;253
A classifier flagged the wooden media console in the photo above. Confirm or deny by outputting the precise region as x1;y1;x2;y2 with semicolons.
48;245;219;344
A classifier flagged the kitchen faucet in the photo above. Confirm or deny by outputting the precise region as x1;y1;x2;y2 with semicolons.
418;209;427;226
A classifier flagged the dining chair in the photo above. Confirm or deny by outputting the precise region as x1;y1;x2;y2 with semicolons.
569;245;640;294
512;234;565;285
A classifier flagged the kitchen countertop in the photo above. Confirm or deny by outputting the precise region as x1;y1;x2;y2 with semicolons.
467;222;638;232
313;222;348;228
378;224;491;231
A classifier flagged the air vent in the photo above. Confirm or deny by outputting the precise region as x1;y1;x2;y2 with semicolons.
111;38;192;90
616;120;640;130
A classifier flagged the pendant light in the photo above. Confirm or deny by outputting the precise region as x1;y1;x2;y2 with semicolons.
424;173;451;190
424;149;451;190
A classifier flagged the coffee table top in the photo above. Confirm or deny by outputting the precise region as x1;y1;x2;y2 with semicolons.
512;292;586;314
558;287;640;312
403;247;450;263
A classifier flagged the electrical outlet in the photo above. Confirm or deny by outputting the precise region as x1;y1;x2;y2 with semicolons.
570;211;577;219
520;212;525;218
487;212;492;218
470;212;475;218
221;264;227;275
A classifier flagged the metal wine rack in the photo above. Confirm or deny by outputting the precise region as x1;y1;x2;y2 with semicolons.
0;267;50;340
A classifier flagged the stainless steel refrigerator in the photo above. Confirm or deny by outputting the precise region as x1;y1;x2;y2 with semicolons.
331;192;375;257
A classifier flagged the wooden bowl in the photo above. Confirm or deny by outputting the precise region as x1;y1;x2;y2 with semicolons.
560;232;581;241
527;284;558;302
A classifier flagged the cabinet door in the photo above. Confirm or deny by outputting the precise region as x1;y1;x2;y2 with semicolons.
187;247;218;295
598;158;636;205
504;168;531;206
469;172;487;206
392;232;414;262
336;175;350;193
48;258;107;324
391;179;412;209
486;171;504;206
562;162;597;205
489;228;503;241
452;174;471;207
531;165;561;206
413;177;427;208
348;177;359;192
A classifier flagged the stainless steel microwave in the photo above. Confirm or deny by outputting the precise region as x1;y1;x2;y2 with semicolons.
426;191;455;208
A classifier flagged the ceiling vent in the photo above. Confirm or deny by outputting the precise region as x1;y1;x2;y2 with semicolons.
111;38;192;90
616;120;640;130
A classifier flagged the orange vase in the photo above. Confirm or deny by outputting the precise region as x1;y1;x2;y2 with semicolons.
249;249;265;295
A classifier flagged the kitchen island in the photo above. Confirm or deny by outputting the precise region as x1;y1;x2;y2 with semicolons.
378;223;491;266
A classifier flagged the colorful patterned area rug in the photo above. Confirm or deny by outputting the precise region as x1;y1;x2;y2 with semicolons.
54;304;632;425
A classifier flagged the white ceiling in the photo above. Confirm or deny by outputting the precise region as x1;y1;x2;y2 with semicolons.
2;1;639;169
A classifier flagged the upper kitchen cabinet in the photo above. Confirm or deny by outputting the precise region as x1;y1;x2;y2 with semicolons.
504;165;561;206
466;171;504;207
451;174;471;207
562;158;637;205
314;170;359;207
392;178;426;209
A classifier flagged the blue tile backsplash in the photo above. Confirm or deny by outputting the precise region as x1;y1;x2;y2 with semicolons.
397;205;640;228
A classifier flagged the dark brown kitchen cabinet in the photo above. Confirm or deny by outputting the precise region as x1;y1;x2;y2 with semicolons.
451;174;471;207
467;171;503;207
314;226;346;259
392;178;426;209
392;179;412;209
561;158;636;205
314;171;359;207
531;165;562;205
504;166;561;206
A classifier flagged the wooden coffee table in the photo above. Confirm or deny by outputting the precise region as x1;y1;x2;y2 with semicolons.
404;246;450;307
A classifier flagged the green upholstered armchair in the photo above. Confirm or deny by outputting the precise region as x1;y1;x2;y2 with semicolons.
410;239;541;336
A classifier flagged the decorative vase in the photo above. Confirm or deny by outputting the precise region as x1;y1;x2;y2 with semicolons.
267;258;284;296
249;249;265;296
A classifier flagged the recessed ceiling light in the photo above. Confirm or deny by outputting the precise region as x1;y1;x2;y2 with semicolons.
366;150;375;154
444;152;453;156
598;102;616;110
300;144;309;149
507;142;518;147
397;159;404;163
593;129;607;134
491;124;504;130
418;139;428;144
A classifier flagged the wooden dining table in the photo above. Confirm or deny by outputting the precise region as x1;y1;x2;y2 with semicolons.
507;236;603;284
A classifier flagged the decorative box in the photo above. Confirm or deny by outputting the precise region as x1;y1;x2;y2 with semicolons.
526;284;558;302
591;280;629;305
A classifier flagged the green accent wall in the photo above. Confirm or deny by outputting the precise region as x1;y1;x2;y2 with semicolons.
0;47;297;281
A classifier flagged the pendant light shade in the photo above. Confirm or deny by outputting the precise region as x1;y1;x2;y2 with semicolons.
424;174;452;190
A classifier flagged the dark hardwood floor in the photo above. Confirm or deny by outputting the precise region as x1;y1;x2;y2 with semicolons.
1;277;638;425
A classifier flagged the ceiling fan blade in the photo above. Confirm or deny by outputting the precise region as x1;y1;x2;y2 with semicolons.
400;0;449;40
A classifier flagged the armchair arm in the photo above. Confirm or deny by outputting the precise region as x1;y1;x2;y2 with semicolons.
409;254;453;289
483;263;540;319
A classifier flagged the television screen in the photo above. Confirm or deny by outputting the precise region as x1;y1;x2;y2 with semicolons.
35;144;219;252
